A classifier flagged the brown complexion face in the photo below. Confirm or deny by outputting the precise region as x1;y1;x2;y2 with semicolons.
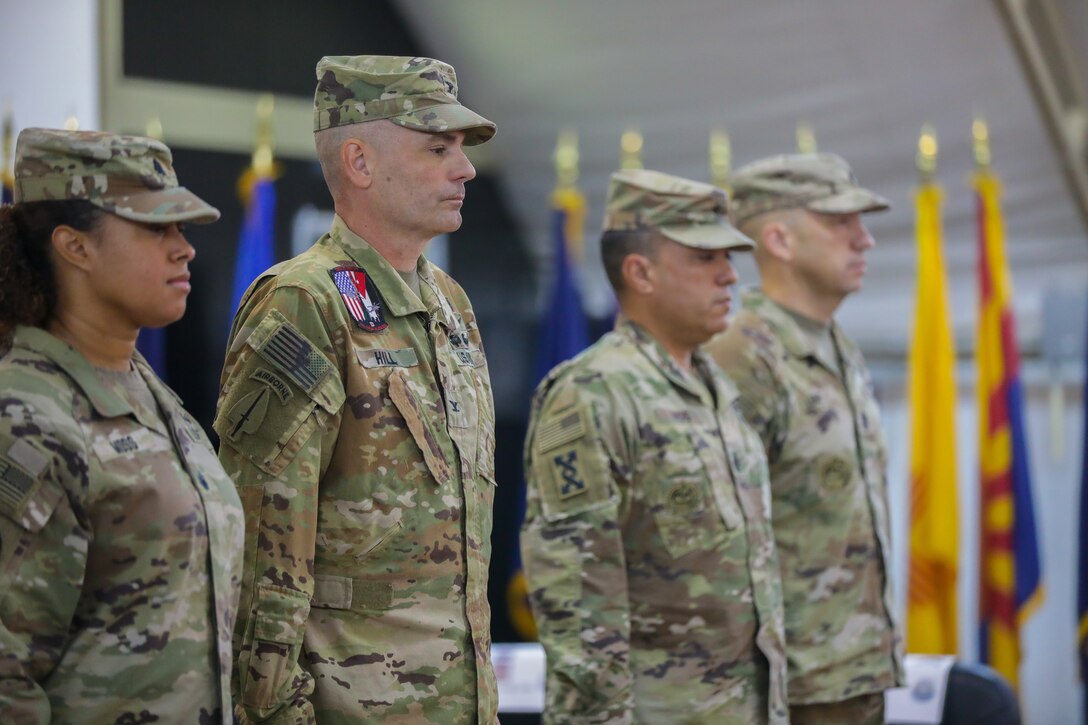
82;215;196;332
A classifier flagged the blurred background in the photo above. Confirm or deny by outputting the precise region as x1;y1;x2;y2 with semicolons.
2;1;1086;721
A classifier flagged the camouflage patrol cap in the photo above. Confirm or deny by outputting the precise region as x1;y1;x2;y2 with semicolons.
603;168;754;250
313;55;496;145
13;127;220;224
729;152;889;225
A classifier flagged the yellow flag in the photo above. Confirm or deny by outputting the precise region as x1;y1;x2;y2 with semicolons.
907;181;959;654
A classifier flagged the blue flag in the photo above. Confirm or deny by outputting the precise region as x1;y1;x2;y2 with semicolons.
136;327;167;379
230;176;276;320
1079;301;1088;722
506;191;592;642
532;205;591;384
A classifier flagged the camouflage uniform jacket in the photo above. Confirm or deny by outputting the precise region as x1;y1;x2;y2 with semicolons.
521;320;789;725
706;289;904;704
0;325;244;723
216;215;497;724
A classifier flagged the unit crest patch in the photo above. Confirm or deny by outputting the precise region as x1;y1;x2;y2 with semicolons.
330;266;387;332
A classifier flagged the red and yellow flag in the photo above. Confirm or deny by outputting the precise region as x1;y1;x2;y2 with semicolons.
907;181;959;654
975;168;1043;690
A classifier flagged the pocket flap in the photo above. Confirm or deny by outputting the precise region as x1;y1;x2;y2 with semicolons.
252;584;311;645
387;370;451;485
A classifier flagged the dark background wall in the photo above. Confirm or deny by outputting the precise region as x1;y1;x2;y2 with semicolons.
121;0;548;645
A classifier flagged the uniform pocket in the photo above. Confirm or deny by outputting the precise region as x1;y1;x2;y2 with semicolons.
239;583;311;710
651;474;729;559
386;369;452;485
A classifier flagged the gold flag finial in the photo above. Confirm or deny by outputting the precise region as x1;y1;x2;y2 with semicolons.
252;94;276;178
620;129;643;170
554;129;579;188
237;94;282;204
972;116;991;169
917;124;938;181
145;116;163;141
2;109;13;177
796;122;817;154
709;128;732;190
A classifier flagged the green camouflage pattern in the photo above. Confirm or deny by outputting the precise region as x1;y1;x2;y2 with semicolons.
521;320;789;724
13;127;220;224
603;168;754;250
728;153;890;225
705;289;904;704
0;325;244;723
313;55;496;144
216;215;497;724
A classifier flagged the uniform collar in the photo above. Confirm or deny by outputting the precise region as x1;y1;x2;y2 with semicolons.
740;287;847;371
615;318;736;411
12;325;136;419
328;215;446;321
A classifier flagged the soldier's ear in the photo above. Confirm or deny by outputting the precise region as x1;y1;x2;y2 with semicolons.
621;253;655;295
760;219;793;263
341;138;374;190
50;224;94;272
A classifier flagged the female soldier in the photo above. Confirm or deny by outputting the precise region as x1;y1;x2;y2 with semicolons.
0;128;243;723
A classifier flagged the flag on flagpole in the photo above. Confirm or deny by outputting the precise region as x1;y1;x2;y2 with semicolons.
975;167;1043;691
907;180;959;654
2;112;14;205
507;182;592;642
532;186;591;383
229;173;276;320
1078;300;1088;723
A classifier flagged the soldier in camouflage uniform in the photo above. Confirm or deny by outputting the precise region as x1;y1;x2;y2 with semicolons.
705;153;905;724
216;56;499;723
0;128;243;722
521;169;789;725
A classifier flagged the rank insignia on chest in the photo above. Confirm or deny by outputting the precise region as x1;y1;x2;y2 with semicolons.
330;266;387;332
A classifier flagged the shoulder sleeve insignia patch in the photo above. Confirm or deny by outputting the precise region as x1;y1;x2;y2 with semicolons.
224;387;272;441
330;266;387;332
551;449;586;500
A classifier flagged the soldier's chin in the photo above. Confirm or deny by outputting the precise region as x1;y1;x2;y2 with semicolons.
138;305;187;331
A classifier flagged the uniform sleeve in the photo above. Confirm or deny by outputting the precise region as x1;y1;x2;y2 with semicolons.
707;329;788;461
520;378;636;724
0;400;89;723
215;284;346;725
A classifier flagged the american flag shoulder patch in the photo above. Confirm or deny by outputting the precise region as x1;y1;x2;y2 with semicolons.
329;266;387;332
255;321;333;394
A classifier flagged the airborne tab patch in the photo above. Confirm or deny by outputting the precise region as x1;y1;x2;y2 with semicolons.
250;368;293;404
256;323;332;394
330;266;387;332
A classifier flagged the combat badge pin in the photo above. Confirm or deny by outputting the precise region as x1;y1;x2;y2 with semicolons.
330;266;387;332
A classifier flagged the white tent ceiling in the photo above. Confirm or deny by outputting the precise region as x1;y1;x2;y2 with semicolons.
397;0;1088;355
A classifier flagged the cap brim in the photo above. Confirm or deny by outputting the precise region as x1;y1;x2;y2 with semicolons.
808;187;890;215
99;186;221;224
659;221;755;251
391;104;497;145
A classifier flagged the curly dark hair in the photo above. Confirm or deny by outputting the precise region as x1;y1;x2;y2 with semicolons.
0;200;104;342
